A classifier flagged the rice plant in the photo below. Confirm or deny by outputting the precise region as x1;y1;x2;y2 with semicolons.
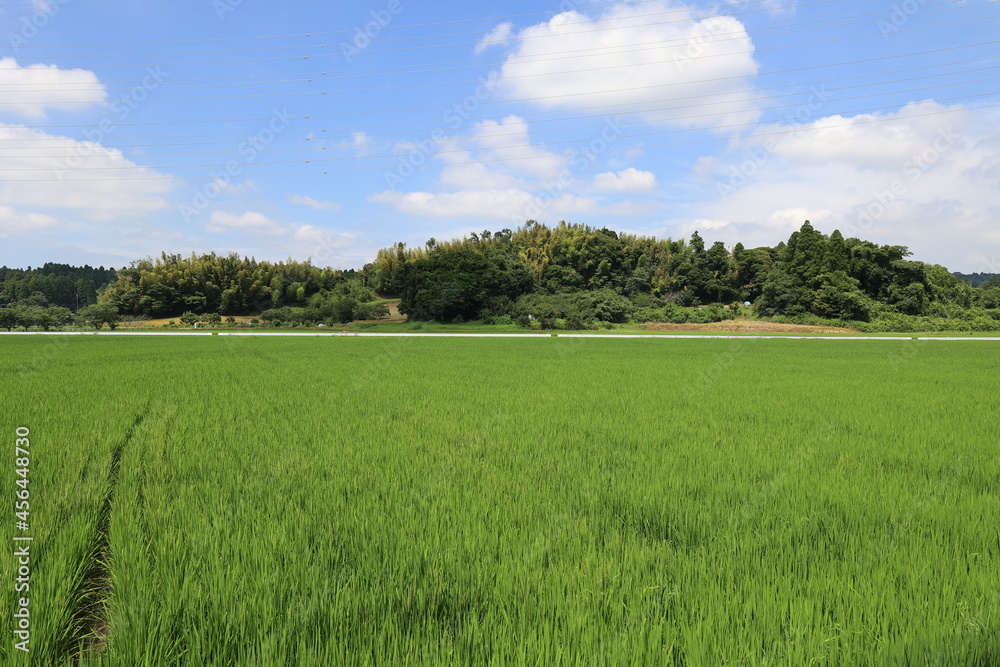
1;336;997;664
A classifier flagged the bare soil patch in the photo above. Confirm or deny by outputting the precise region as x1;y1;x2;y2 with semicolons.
639;320;857;334
382;300;403;320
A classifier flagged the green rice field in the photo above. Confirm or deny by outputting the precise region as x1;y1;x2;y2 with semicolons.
1;335;998;665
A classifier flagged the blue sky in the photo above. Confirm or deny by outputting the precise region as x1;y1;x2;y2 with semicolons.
0;0;998;272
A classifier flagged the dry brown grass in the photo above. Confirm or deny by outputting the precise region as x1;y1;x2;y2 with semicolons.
117;315;257;328
638;320;857;334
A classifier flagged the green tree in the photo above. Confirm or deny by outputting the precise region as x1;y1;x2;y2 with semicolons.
975;287;1000;309
398;250;533;322
354;302;390;320
77;303;120;330
47;306;73;329
785;221;828;286
31;306;72;331
756;268;810;316
0;307;17;331
15;304;43;330
825;229;850;273
328;298;357;324
811;271;873;321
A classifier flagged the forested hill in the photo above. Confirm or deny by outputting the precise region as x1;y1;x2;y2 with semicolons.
0;263;117;310
3;222;998;333
101;252;353;317
954;272;1000;288
362;220;1000;328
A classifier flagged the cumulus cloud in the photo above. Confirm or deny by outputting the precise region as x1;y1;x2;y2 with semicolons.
439;161;524;189
292;224;359;265
725;0;796;14
289;194;341;211
370;188;601;222
468;115;568;179
679;101;1000;269
370;102;672;224
0;124;175;221
475;22;514;54
206;210;286;235
0;58;106;119
0;204;57;233
294;224;350;243
372;111;592;223
593;167;657;192
496;2;760;129
344;131;370;157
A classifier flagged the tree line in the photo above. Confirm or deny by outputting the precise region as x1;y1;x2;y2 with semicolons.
0;263;120;331
0;263;116;310
0;252;384;330
2;222;998;332
359;221;1000;330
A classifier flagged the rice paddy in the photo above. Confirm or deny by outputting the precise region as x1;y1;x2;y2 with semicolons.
1;335;998;665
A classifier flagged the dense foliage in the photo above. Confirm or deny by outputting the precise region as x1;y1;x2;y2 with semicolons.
101;252;352;317
0;263;116;310
4;221;997;331
0;264;113;330
954;272;1000;287
362;220;999;329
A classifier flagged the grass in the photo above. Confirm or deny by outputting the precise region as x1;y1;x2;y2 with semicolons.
1;336;998;664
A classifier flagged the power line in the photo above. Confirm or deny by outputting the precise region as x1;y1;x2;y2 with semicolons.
0;1;884;92
3;12;997;108
0;0;805;30
3;93;995;174
5;39;997;135
7;5;993;71
12;0;910;61
3;100;995;181
5;0;987;94
4;65;995;157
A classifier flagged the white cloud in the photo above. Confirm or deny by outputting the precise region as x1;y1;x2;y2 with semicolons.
439;161;524;189
372;114;656;224
0;124;175;222
292;224;358;265
593;167;657;192
341;131;370;157
293;224;351;243
496;2;760;129
681;101;1000;269
758;101;963;170
370;188;601;222
468;115;567;179
475;22;514;54
206;211;286;235
0;204;57;233
374;113;580;219
725;0;796;14
289;194;341;211
0;58;106;119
